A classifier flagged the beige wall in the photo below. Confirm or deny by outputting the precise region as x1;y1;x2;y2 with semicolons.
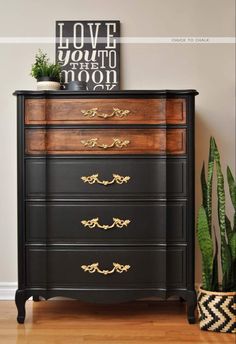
0;0;235;286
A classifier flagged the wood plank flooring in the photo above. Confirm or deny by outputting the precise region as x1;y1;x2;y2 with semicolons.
0;300;234;344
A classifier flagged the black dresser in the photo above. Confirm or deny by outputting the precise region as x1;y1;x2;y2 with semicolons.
14;89;198;323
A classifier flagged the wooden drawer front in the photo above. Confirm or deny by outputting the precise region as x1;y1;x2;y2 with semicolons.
26;201;187;244
25;158;187;199
25;98;186;125
26;247;186;288
25;128;186;155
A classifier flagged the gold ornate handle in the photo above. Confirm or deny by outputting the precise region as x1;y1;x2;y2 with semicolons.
81;108;130;119
81;217;131;230
81;173;130;186
81;262;131;275
81;138;130;149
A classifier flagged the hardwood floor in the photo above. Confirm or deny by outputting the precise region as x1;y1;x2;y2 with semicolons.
0;300;234;344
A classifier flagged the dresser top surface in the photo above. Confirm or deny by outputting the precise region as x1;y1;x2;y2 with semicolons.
13;89;198;96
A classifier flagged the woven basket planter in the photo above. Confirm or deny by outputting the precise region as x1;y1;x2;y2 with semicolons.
198;287;236;333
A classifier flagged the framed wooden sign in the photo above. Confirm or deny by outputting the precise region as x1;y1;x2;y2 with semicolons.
56;20;120;90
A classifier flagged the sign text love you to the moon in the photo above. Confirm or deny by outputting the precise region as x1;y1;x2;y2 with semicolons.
56;21;120;90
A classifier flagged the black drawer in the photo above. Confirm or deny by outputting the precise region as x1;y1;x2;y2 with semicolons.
25;158;187;199
26;246;186;289
26;201;187;244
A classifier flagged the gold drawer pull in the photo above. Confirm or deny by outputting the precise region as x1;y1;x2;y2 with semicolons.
81;217;131;230
81;137;130;149
81;108;130;119
81;173;130;186
81;262;131;275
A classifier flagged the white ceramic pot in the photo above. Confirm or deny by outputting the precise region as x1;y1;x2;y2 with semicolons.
37;80;60;91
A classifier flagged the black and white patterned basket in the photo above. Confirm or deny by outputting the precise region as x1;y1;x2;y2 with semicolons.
198;287;236;333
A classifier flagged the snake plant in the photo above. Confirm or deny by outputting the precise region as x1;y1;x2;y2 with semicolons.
197;137;236;291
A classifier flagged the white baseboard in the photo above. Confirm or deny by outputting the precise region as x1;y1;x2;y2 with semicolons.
0;282;17;300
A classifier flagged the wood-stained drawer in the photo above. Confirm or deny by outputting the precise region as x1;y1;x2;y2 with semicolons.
26;246;187;288
25;98;186;125
25;128;186;155
25;158;187;199
26;201;187;244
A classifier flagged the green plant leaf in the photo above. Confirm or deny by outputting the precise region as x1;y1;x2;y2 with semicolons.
227;166;236;232
225;215;233;242
206;137;215;236
212;228;219;291
231;260;236;290
227;166;236;209
213;138;226;232
221;239;232;291
213;138;232;290
229;231;236;262
197;205;214;290
201;162;208;214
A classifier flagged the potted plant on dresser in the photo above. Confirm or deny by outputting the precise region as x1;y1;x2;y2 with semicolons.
197;137;236;333
31;49;61;90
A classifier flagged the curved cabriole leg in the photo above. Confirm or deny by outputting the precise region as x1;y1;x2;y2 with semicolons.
15;290;27;324
186;290;197;324
33;296;40;302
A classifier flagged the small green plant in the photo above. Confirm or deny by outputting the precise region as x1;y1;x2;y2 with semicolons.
30;49;61;81
197;137;236;292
